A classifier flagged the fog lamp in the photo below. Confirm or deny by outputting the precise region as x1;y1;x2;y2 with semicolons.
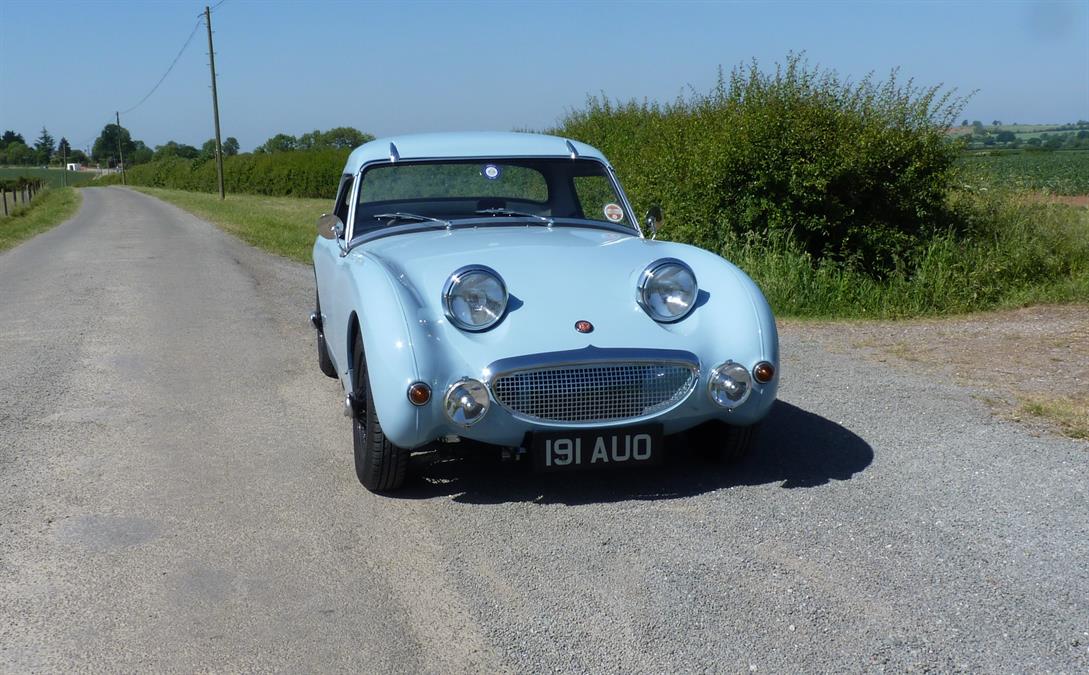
444;378;490;426
708;361;753;409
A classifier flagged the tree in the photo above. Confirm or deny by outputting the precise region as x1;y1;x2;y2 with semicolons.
34;126;55;165
0;130;25;149
199;138;218;162
153;141;199;160
996;131;1016;143
295;129;323;150
5;142;33;165
256;133;297;153
92;123;136;166
222;136;240;156
321;126;374;149
130;141;153;165
991;120;1001;127
57;137;72;161
296;127;373;150
961;119;968;127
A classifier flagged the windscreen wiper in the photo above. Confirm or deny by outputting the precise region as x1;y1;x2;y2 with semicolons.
372;212;452;228
474;208;554;225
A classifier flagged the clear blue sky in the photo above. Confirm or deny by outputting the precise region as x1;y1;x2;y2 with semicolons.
1;0;1087;153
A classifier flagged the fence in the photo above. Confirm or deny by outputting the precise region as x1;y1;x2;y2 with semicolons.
0;179;45;217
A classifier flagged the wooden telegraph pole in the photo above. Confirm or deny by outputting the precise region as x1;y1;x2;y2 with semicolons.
115;111;126;185
205;5;225;199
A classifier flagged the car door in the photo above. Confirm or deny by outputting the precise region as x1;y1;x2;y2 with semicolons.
313;173;355;376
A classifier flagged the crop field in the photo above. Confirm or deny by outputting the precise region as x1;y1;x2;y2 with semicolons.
958;150;1089;195
0;167;99;188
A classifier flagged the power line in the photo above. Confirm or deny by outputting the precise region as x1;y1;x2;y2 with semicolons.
119;17;203;115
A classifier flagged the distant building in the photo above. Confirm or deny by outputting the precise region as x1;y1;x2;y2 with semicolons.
66;163;81;171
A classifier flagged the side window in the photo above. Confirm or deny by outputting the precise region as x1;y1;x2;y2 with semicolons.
334;175;354;228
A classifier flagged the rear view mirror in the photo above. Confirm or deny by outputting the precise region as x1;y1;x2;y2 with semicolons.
644;204;663;239
317;213;346;240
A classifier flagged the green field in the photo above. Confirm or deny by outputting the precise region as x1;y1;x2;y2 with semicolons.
958;150;1089;195
0;167;99;188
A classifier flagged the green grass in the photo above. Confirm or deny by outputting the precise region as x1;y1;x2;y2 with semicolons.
1021;396;1089;440
126;186;328;263
0;167;99;188
0;187;82;252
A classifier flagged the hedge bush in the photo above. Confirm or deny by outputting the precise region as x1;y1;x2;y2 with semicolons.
557;54;968;276
99;148;350;200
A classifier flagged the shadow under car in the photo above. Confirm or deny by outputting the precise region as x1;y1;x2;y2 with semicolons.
392;401;874;505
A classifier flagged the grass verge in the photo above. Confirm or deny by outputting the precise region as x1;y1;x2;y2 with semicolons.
1021;396;1089;440
126;187;327;263
0;187;82;252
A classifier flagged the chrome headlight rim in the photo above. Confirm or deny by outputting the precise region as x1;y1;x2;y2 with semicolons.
707;360;753;409
637;257;698;323
443;377;491;427
442;264;508;332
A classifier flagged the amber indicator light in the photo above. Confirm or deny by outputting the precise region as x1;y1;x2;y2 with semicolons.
575;320;594;333
753;362;775;384
407;382;432;406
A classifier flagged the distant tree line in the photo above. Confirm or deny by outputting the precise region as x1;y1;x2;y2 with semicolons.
955;120;1089;151
0;124;374;170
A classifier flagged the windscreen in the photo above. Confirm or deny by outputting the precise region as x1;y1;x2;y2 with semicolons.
354;158;634;231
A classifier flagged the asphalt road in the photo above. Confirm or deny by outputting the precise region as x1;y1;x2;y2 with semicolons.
2;187;1086;672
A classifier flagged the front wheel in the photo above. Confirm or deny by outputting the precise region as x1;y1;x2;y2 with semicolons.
351;335;409;492
689;420;760;463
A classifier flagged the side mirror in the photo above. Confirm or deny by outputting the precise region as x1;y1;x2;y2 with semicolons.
317;213;346;241
644;204;663;239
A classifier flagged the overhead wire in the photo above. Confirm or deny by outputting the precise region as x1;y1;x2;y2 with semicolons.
118;16;204;116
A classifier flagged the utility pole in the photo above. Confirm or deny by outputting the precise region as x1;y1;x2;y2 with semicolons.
61;143;67;187
115;111;126;185
205;5;225;199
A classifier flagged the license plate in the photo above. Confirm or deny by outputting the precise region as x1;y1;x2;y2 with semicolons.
531;425;663;472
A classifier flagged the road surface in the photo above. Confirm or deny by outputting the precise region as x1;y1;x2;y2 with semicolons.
2;188;1086;672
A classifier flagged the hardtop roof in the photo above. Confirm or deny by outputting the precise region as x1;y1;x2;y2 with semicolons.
342;131;608;174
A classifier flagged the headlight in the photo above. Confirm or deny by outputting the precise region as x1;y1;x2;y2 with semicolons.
444;378;490;426
443;265;508;331
638;258;698;323
708;361;752;408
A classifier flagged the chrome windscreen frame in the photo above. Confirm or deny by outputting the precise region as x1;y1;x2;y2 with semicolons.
343;155;642;251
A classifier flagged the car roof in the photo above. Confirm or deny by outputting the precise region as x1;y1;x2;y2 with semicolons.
343;131;608;174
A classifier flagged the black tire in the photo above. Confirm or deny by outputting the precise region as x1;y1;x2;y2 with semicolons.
315;293;337;379
689;420;759;464
351;335;409;492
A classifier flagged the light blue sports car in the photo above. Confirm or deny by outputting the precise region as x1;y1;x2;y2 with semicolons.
311;132;778;492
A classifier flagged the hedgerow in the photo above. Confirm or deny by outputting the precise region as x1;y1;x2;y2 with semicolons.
557;54;968;276
99;148;350;199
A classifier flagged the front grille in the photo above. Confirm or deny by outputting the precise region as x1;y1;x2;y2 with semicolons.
490;362;698;424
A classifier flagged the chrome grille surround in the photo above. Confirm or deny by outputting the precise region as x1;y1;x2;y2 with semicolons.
485;347;699;426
